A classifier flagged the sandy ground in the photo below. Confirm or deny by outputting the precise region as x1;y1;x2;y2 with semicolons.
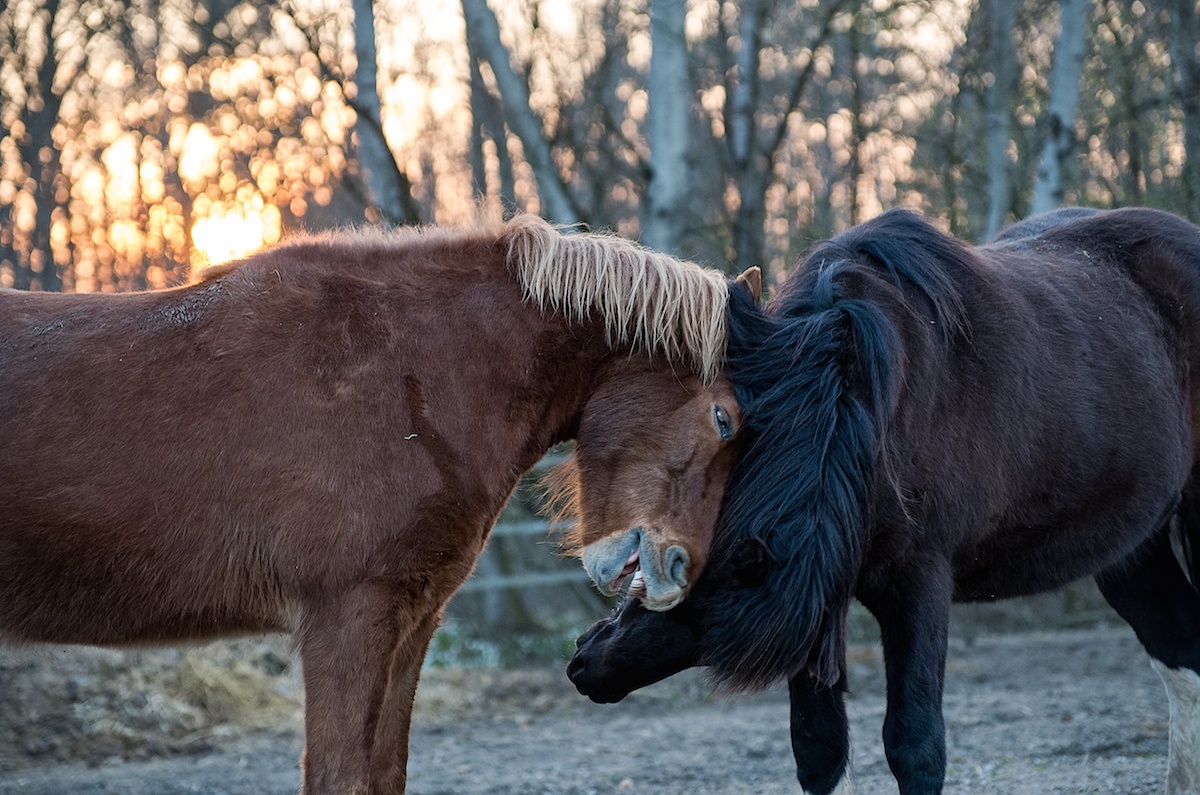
0;625;1174;795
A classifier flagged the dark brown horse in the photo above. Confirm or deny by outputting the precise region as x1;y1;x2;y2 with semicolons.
569;208;1200;795
0;214;759;795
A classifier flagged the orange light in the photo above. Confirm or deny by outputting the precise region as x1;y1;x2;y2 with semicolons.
190;197;281;273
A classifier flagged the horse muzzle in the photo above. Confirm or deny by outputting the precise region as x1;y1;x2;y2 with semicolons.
580;527;690;611
567;598;702;703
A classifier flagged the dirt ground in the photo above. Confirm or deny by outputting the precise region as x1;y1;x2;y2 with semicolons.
0;624;1175;795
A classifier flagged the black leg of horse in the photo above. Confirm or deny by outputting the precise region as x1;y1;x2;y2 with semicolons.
866;567;953;795
788;674;850;795
1096;523;1200;794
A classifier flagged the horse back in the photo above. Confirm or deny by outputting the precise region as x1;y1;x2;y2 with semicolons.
1032;208;1200;456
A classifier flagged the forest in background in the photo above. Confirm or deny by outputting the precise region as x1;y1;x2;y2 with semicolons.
5;0;1186;636
3;0;1199;295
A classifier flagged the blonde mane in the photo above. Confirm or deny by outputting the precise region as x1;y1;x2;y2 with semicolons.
504;214;729;382
194;215;730;381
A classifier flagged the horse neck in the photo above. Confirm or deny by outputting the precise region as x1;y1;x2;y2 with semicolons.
509;306;613;456
228;238;611;482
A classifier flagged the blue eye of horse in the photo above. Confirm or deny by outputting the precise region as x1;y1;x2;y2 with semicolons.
713;405;733;440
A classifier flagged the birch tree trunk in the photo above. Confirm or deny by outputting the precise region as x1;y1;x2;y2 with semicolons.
725;0;843;273
983;0;1016;239
1030;0;1089;216
727;0;768;273
461;0;579;224
642;0;690;254
351;0;421;225
1170;0;1200;222
848;19;865;226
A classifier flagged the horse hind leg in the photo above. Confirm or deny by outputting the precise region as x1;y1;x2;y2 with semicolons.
1096;517;1200;795
1155;656;1200;795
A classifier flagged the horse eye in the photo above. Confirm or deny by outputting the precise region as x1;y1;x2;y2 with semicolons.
713;405;734;440
730;537;769;586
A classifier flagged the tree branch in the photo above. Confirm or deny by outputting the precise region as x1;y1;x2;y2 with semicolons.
460;0;580;224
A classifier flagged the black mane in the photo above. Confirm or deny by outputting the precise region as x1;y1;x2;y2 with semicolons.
703;210;976;689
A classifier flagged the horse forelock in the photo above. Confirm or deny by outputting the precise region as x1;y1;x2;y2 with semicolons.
503;215;729;382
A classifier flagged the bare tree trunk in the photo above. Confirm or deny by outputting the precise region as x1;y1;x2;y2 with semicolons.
467;39;490;201
983;0;1016;239
727;0;768;273
12;0;68;291
1170;0;1200;222
724;0;844;273
466;21;518;214
1030;0;1089;216
642;0;690;254
461;0;579;224
848;18;865;226
1116;20;1146;205
351;0;421;225
945;78;969;238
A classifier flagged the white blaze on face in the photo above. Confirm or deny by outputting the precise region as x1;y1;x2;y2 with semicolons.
1152;659;1200;795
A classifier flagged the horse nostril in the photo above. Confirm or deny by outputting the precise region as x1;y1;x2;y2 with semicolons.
566;654;588;684
665;545;689;586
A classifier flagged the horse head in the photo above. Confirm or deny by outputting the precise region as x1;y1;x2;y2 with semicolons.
548;267;762;612
569;216;948;696
567;533;772;701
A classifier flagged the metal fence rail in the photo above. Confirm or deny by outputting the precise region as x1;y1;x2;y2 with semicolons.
457;517;589;593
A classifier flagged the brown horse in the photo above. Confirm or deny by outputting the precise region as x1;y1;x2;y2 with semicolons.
0;214;758;794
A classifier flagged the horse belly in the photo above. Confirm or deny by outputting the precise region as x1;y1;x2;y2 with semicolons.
948;334;1191;601
0;513;291;645
950;493;1181;602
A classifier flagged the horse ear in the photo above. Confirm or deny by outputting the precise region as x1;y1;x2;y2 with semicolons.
735;267;763;307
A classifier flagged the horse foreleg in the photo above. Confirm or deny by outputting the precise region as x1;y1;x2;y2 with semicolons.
1097;523;1200;795
296;583;417;795
865;565;952;795
788;673;852;795
367;608;442;795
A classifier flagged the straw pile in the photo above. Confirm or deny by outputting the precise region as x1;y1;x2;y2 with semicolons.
0;638;303;771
